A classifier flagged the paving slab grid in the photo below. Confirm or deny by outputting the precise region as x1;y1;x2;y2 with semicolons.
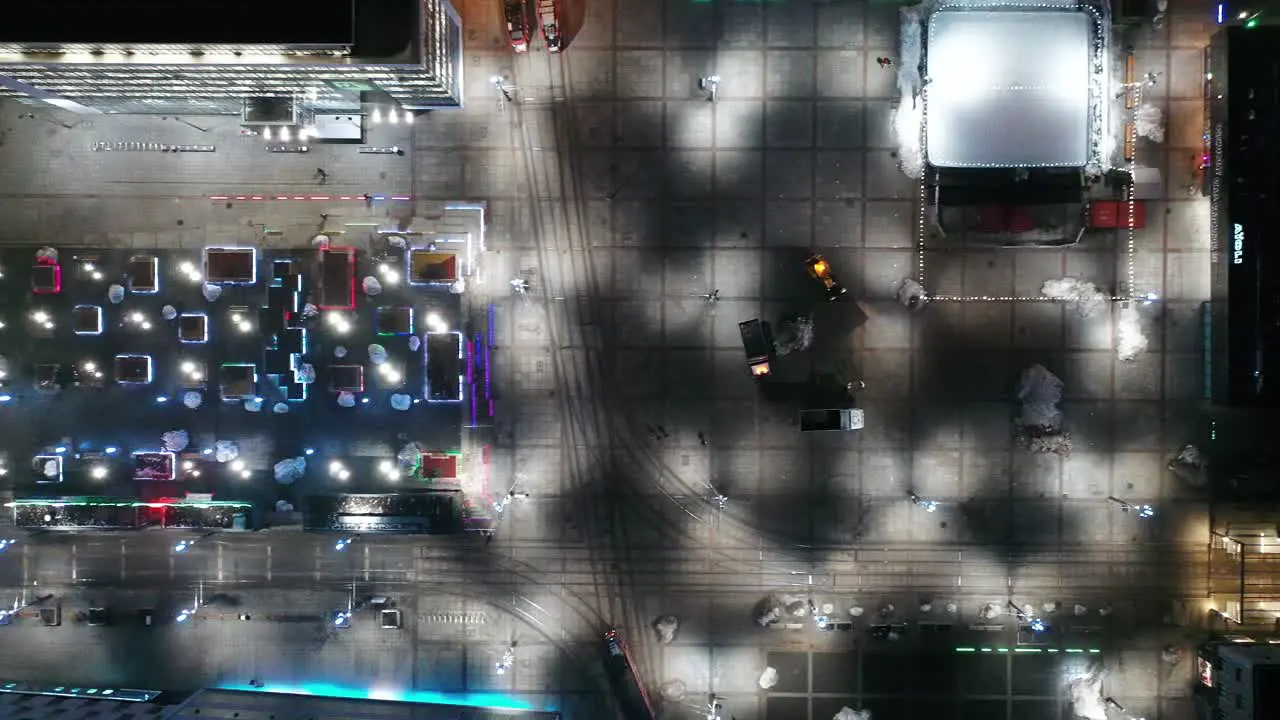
0;0;1223;718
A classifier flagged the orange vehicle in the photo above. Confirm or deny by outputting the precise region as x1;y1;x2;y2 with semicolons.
805;253;847;301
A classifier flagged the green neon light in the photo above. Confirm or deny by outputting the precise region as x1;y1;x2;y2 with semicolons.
1014;648;1042;653
996;648;1010;653
955;647;976;653
980;648;993;652
1066;649;1084;653
1088;649;1101;653
1047;649;1060;653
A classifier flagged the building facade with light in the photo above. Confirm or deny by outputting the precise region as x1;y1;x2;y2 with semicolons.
1197;643;1280;720
1205;25;1280;407
0;0;462;115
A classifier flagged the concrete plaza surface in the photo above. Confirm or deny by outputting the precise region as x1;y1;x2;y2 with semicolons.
0;0;1221;718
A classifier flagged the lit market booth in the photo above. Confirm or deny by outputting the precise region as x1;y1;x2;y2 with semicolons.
8;497;253;530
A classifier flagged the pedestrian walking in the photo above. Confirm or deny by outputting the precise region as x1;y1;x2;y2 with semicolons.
315;168;328;185
877;57;893;69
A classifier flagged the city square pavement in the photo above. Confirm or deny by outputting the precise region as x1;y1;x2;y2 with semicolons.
0;0;1223;718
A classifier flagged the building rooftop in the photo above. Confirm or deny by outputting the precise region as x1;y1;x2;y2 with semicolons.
926;8;1093;168
0;0;414;52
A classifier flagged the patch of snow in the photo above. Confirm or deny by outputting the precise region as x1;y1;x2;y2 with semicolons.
202;283;222;302
1017;364;1064;432
362;275;383;297
758;667;779;690
161;305;177;320
334;345;348;359
275;499;294;513
301;303;319;319
450;279;466;294
273;457;306;484
408;335;421;352
243;397;264;412
659;679;687;702
833;707;872;720
42;460;59;479
849;606;864;618
390;393;412;411
1041;277;1109;317
162;430;190;452
108;284;125;304
36;247;58;263
1135;103;1164;143
774;314;814;356
1115;305;1148;361
213;440;239;463
296;363;316;384
898;278;927;309
272;402;289;414
653;615;679;644
894;4;925;180
368;344;388;364
1066;666;1107;720
337;391;356;408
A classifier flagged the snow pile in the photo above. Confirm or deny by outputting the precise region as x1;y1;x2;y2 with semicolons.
183;391;203;409
296;363;316;384
1013;363;1075;453
652;615;680;644
273;457;306;484
834;709;872;720
408;335;421;352
243;396;264;413
1066;666;1107;720
202;283;222;302
334;345;348;359
1041;277;1109;317
758;667;779;690
36;246;58;264
397;442;423;469
301;302;319;320
362;275;383;297
275;499;294;513
1115;306;1148;361
898;278;927;309
1017;364;1064;432
108;284;125;304
337;391;356;408
161;305;177;320
774;314;814;356
450;279;466;294
213;440;239;463
659;679;687;702
1136;103;1165;143
979;603;1002;621
162;430;190;452
368;344;388;364
390;393;412;411
894;4;926;179
272;402;289;414
41;459;59;479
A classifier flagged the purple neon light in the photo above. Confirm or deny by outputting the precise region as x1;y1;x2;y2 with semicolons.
488;305;495;348
483;341;492;400
466;340;475;384
471;385;478;424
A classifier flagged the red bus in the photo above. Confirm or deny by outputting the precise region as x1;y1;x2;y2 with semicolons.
602;627;656;720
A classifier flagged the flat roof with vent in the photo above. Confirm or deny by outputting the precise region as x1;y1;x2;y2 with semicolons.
0;0;411;49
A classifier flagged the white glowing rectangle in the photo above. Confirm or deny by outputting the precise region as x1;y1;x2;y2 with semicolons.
926;10;1091;168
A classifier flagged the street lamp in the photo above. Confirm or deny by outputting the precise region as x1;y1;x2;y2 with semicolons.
1108;496;1155;518
909;492;938;513
495;641;517;674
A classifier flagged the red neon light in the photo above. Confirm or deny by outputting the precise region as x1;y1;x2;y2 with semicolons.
32;263;62;294
317;246;357;311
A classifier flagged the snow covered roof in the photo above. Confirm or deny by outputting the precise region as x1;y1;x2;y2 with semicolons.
925;9;1092;169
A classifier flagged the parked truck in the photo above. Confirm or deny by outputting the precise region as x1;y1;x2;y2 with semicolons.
799;408;864;432
738;319;773;378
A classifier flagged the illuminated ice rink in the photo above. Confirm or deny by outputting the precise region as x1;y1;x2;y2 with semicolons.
926;9;1092;168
